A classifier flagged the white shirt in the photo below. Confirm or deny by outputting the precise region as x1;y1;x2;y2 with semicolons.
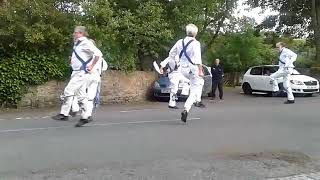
92;57;103;75
168;36;202;67
71;37;103;71
279;47;297;68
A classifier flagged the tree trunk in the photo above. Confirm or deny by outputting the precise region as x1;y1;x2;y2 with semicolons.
312;0;320;63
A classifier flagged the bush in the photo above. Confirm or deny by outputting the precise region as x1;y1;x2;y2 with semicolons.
0;53;69;107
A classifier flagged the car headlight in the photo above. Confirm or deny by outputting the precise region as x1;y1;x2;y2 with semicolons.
154;82;160;88
290;80;304;85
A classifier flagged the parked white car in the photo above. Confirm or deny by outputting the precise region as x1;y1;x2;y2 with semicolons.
242;65;319;96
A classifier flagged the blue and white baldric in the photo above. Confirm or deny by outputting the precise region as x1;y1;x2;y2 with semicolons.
278;48;286;66
73;40;93;73
179;38;194;65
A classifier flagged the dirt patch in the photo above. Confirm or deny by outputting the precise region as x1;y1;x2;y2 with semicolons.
226;150;312;165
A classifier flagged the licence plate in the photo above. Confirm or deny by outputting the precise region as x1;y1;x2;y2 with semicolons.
161;89;171;93
307;86;317;89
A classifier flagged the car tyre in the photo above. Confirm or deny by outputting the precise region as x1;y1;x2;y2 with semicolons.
242;83;252;95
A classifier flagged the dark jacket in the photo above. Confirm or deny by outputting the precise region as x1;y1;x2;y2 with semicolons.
211;64;224;81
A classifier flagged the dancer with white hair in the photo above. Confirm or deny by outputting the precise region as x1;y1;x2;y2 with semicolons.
168;24;204;123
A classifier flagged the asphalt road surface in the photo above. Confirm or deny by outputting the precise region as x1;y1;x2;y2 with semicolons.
1;88;320;180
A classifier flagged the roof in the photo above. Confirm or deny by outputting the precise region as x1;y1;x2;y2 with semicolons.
249;65;279;69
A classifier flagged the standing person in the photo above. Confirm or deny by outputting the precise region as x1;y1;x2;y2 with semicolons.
211;58;224;101
159;56;190;109
270;42;297;104
52;26;103;124
168;24;203;123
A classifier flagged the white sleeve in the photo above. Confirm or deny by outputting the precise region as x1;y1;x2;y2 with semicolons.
284;48;297;67
193;41;202;65
84;40;103;57
160;57;171;68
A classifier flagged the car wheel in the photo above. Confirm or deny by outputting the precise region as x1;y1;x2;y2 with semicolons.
242;83;252;95
267;91;273;97
277;83;287;97
278;83;284;91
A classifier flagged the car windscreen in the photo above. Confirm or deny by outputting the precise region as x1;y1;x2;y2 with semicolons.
250;67;263;75
263;66;277;76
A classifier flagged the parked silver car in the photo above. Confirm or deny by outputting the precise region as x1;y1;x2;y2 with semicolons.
153;65;212;100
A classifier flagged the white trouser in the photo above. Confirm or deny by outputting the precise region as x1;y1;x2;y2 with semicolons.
168;72;190;107
195;78;204;102
181;66;203;112
60;71;89;118
270;67;294;101
70;73;101;119
71;93;80;113
83;73;101;119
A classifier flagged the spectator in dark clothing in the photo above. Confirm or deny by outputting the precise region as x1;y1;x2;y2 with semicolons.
211;59;224;101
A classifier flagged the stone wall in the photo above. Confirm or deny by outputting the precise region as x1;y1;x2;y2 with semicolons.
18;70;157;108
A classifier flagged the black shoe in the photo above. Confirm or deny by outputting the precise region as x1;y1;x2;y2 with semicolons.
75;119;90;127
284;100;295;104
194;102;206;108
168;106;179;109
69;111;78;117
88;116;93;122
181;110;188;123
52;114;68;121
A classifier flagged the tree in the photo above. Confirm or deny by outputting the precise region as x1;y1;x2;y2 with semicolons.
159;0;238;55
205;28;276;72
247;0;320;63
0;0;80;57
81;0;173;71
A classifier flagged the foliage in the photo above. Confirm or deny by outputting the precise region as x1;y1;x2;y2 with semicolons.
205;28;277;72
0;53;69;106
261;31;315;68
247;0;320;62
0;0;79;57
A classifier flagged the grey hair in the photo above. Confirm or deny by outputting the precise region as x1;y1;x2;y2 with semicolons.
186;24;198;37
74;26;88;37
276;42;286;47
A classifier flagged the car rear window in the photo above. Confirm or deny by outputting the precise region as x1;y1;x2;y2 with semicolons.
250;67;262;75
203;66;210;76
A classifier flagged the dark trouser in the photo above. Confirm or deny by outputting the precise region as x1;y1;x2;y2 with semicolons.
212;79;223;99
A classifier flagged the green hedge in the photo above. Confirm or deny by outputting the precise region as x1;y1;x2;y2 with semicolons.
0;53;69;107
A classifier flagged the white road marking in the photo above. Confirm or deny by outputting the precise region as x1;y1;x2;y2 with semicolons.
268;172;320;180
0;118;201;134
3;108;161;121
119;108;160;113
87;118;201;127
0;126;70;133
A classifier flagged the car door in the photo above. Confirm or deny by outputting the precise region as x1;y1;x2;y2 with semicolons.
247;67;263;90
202;65;212;94
258;66;274;91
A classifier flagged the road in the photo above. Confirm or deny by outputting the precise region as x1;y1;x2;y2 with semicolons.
1;88;320;180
